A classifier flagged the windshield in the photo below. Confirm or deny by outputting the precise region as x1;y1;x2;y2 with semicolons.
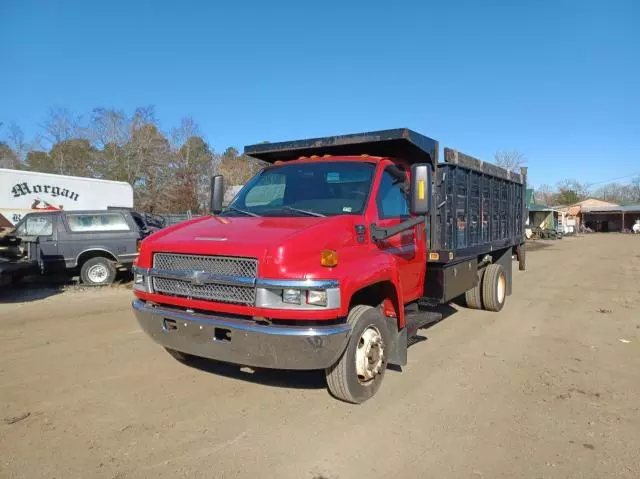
224;161;375;217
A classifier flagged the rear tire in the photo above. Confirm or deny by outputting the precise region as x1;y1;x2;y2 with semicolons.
482;264;507;312
80;257;117;285
465;267;485;309
516;244;526;271
325;305;390;404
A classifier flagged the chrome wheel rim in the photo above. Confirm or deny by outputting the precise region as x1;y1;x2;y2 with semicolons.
497;273;506;304
355;326;385;384
87;264;109;283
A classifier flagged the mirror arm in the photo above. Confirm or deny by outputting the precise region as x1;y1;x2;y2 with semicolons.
370;216;426;242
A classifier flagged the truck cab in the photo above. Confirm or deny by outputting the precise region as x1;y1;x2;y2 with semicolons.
133;129;526;403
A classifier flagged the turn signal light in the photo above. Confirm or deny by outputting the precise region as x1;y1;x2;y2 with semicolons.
429;252;440;261
320;250;338;267
418;180;425;200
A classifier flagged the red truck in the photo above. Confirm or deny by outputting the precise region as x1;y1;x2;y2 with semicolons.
132;129;527;403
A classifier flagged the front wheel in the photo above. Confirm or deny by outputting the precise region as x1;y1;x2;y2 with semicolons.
80;257;117;285
325;305;390;404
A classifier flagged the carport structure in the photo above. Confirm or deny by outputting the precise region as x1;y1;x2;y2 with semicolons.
582;204;640;232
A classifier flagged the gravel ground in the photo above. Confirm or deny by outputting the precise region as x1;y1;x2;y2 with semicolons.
1;234;639;479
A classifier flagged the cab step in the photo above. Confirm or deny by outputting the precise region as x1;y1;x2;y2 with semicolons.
405;309;442;339
387;305;443;367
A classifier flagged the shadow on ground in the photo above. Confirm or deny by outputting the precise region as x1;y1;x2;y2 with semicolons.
178;302;461;388
179;356;328;390
0;275;69;303
0;272;132;303
526;240;557;252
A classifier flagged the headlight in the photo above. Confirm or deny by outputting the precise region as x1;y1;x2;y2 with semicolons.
282;288;302;304
307;290;327;306
133;269;151;292
255;282;340;309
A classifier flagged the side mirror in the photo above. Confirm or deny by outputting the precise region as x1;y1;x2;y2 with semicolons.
410;163;432;215
210;175;224;214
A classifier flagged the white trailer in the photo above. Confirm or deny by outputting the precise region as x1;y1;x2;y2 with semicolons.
0;169;133;228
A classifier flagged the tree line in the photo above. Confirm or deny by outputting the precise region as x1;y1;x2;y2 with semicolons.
531;178;640;206
0;107;265;214
2;112;639;212
493;151;640;206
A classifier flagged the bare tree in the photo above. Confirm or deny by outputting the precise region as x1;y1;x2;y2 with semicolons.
90;108;128;148
0;143;20;169
6;122;27;159
630;176;640;203
555;179;590;205
40;107;79;145
534;184;555;206
170;117;200;149
494;149;526;173
128;123;172;212
130;106;157;133
593;177;640;205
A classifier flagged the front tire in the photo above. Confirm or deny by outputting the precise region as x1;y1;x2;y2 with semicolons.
80;257;117;285
325;305;390;404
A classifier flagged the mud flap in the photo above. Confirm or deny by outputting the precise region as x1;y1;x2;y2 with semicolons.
387;325;408;367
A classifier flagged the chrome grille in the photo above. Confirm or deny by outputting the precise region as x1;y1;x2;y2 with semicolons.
152;253;258;305
152;277;256;305
153;253;257;278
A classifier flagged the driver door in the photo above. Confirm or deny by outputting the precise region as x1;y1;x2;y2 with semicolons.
16;214;62;271
374;166;426;300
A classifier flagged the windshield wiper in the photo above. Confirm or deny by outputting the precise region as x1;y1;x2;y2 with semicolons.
282;206;326;217
225;206;261;217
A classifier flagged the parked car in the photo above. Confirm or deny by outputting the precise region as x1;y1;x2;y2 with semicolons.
7;209;142;285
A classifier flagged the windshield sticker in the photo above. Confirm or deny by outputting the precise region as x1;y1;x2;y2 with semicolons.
342;206;353;213
326;172;340;183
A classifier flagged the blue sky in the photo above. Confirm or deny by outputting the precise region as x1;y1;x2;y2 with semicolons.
1;0;638;188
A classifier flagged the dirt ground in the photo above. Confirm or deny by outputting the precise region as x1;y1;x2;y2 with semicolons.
1;234;639;479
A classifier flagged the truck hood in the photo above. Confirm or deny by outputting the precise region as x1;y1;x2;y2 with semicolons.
143;215;358;277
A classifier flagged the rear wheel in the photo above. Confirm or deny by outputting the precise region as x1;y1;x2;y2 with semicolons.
482;264;507;312
80;257;117;285
516;244;526;271
325;305;390;404
465;267;486;309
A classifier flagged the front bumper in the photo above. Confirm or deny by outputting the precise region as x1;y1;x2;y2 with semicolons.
133;299;351;370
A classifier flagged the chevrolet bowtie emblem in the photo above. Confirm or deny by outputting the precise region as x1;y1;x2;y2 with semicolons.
190;270;207;285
